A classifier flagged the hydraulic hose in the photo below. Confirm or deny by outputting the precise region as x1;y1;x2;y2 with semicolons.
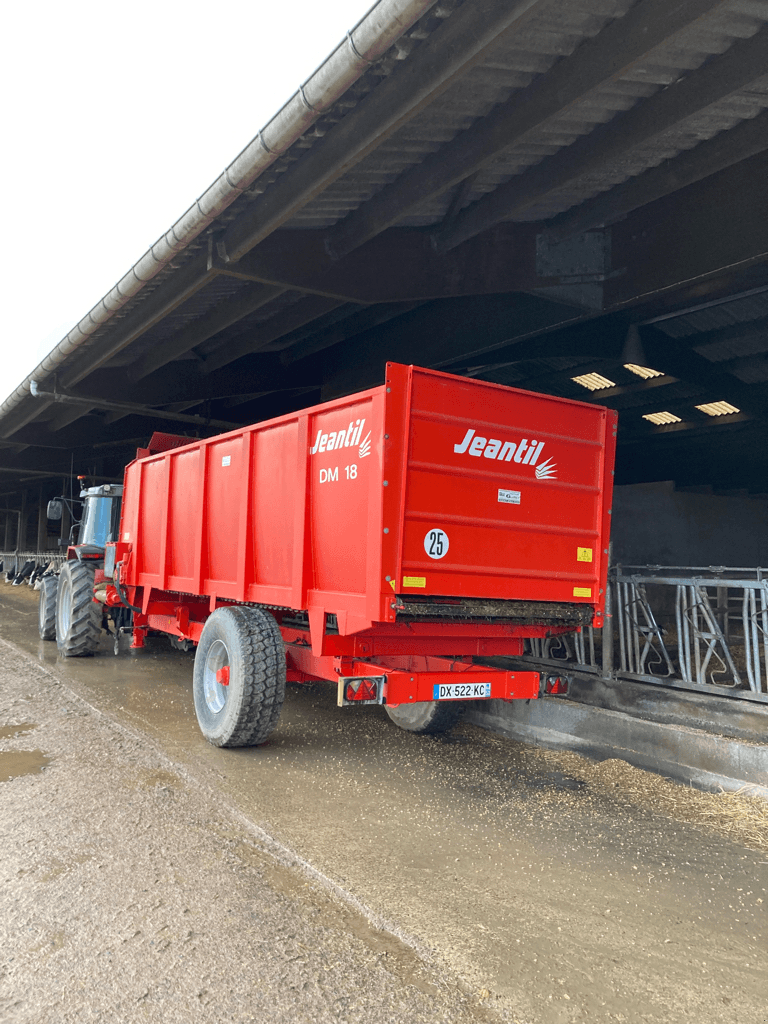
113;563;142;614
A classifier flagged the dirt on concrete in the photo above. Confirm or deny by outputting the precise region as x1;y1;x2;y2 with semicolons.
0;639;488;1024
1;581;767;1024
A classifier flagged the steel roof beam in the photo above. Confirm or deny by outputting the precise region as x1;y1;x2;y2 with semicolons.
320;293;577;398
548;109;768;243
0;466;74;479
220;386;319;409
280;300;427;366
28;385;243;432
60;249;214;390
325;0;733;260
216;225;544;303
435;23;768;250
607;150;768;308
222;0;556;262
0;398;56;441
46;403;100;434
202;296;345;374
130;281;287;381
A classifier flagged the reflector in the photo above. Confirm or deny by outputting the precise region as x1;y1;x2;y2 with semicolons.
545;675;568;695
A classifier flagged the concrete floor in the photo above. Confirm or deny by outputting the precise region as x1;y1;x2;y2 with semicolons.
1;583;766;1023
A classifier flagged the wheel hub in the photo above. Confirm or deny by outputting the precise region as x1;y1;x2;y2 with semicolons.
203;639;230;714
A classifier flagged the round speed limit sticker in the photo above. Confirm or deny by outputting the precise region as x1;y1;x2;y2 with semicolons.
424;528;449;559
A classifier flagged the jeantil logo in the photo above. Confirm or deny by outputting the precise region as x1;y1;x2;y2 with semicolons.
309;419;369;458
453;428;557;480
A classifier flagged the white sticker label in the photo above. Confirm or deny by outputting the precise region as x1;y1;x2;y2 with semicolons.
424;529;449;560
498;489;521;504
221;455;231;467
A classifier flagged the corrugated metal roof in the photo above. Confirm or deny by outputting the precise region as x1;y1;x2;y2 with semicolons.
285;0;768;229
660;291;768;339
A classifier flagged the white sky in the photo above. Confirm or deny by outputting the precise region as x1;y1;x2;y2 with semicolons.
0;0;372;405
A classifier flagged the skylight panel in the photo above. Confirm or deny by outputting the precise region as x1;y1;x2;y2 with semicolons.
695;401;740;417
624;364;664;379
572;372;615;391
642;411;682;425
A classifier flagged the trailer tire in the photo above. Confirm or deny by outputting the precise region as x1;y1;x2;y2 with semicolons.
385;700;465;735
56;560;102;657
38;575;58;640
193;606;286;747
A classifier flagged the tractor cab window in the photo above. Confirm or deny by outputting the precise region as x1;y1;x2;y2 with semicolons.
78;497;114;548
77;488;123;549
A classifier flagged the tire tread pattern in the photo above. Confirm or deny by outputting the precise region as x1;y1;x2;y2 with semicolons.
385;699;465;735
38;576;58;641
226;606;286;748
57;561;101;657
195;606;286;748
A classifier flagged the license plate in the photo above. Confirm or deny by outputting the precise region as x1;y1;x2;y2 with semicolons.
433;682;491;700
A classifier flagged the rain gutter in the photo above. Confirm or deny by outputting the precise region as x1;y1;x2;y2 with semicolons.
0;0;438;429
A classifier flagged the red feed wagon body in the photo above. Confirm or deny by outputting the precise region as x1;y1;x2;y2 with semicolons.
105;363;616;744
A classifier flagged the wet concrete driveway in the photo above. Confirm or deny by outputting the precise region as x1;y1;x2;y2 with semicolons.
1;583;766;1023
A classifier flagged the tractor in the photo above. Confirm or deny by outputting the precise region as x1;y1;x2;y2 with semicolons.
39;483;125;654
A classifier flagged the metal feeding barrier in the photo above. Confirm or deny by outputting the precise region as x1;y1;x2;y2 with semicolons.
0;551;66;575
523;567;768;704
6;548;767;706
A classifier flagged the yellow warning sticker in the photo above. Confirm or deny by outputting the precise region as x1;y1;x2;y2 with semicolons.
577;547;593;562
573;587;592;597
403;576;427;588
388;579;396;591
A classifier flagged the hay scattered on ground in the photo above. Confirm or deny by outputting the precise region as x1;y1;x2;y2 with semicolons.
582;757;768;852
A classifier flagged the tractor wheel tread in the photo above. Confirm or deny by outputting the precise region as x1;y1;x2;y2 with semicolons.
56;561;102;657
38;576;58;641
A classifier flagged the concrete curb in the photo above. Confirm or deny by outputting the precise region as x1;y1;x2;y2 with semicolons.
467;697;768;796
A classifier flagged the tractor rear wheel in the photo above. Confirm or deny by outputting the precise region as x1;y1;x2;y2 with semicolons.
385;700;465;735
56;560;102;657
193;606;286;747
38;575;58;640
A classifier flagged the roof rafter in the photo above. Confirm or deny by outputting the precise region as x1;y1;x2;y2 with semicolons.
434;22;768;250
324;0;732;259
548;108;768;243
202;295;346;374
221;0;558;261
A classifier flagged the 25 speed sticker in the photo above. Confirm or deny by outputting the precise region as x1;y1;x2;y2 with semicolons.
424;528;449;559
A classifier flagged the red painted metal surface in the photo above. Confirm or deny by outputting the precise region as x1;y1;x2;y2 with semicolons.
113;363;617;700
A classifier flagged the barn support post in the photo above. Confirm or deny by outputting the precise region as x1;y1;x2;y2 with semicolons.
36;487;48;553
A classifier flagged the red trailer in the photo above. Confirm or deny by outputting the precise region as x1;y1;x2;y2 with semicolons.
62;363;617;745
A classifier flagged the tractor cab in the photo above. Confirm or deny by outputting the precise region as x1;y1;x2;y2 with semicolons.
48;484;124;560
76;484;123;555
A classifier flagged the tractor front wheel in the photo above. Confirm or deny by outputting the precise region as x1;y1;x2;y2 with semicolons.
38;575;58;641
56;560;102;657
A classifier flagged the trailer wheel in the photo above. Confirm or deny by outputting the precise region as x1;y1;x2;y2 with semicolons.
38;575;58;640
193;606;286;747
385;700;465;735
56;560;102;657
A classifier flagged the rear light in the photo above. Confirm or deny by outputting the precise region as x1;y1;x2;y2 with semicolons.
346;679;378;701
337;675;386;707
544;675;568;695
